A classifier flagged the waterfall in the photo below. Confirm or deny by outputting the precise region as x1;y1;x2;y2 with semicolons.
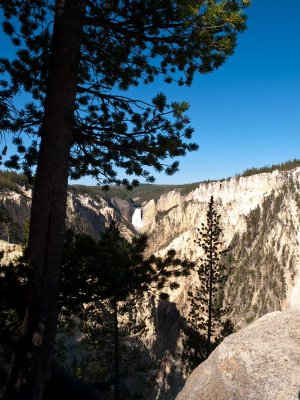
290;276;300;309
132;208;144;230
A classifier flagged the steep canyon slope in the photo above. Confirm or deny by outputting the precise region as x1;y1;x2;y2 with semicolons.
0;166;299;399
136;167;300;327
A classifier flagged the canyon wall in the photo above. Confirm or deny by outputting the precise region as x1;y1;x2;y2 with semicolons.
0;167;299;399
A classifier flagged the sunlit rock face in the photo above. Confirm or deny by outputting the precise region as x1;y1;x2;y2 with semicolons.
0;187;31;243
139;168;299;247
137;168;300;323
66;192;135;241
0;187;135;244
176;308;300;400
0;167;299;399
123;167;299;399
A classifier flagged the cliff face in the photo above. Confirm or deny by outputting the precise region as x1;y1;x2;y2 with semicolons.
176;308;300;400
0;188;32;243
0;188;135;244
66;192;135;241
0;167;299;399
124;167;299;398
135;168;300;324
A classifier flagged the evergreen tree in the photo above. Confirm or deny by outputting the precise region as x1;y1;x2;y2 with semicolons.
0;224;193;399
60;224;193;400
0;2;249;398
184;196;233;372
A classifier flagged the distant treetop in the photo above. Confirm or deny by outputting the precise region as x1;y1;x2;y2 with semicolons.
0;170;29;191
1;158;299;199
236;159;300;178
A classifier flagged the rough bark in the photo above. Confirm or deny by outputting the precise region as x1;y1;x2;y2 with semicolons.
112;297;120;400
4;1;85;398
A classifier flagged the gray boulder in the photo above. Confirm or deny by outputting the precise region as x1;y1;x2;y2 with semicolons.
176;308;300;400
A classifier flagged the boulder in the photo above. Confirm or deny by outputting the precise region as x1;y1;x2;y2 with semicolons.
176;309;300;400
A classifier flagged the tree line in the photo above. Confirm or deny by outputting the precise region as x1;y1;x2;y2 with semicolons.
0;1;249;398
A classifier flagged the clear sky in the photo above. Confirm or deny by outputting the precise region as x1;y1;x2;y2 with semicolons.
2;1;300;186
160;0;300;184
77;0;300;186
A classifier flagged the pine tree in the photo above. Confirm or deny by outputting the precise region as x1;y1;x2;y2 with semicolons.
0;2;249;398
60;224;193;400
184;196;233;372
0;224;193;399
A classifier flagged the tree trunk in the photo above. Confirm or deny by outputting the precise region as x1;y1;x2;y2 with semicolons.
4;1;85;399
207;226;213;359
112;296;120;400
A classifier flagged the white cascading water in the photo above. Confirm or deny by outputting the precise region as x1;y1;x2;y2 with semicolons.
132;208;144;230
290;276;300;309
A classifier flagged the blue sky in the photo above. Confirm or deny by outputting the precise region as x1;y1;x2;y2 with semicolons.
2;1;299;186
79;0;300;185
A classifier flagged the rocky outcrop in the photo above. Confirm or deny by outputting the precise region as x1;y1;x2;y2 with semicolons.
0;167;299;399
0;240;22;265
0;188;31;243
176;308;300;400
108;197;135;222
0;188;135;244
135;167;300;398
66;192;135;241
137;168;300;327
